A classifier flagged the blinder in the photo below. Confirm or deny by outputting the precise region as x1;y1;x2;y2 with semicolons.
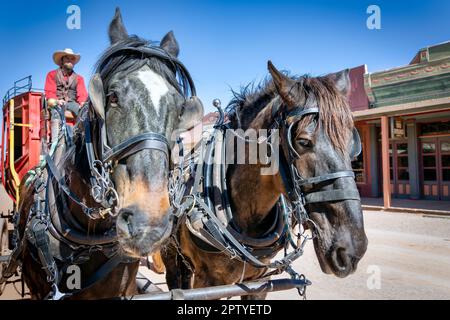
285;107;319;159
285;107;361;160
350;127;362;159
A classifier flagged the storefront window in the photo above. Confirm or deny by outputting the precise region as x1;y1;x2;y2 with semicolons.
420;121;450;135
422;142;437;182
442;155;450;167
443;169;450;181
420;138;450;199
442;142;450;182
423;156;436;167
398;157;408;167
396;143;408;155
424;169;437;181
396;143;409;181
422;143;436;153
442;142;450;152
398;168;409;180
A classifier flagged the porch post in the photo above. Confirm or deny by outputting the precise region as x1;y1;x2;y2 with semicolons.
381;115;391;208
369;124;379;197
407;121;421;199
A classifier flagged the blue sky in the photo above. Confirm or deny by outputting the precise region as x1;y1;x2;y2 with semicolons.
0;0;449;115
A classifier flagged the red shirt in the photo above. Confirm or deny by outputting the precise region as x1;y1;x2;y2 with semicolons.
44;69;88;105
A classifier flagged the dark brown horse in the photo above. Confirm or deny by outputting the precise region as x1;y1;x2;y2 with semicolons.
12;8;202;299
162;61;368;299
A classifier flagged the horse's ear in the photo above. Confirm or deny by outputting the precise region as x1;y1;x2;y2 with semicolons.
160;31;180;57
267;61;297;108
328;69;351;97
89;74;106;120
178;96;204;131
109;7;128;45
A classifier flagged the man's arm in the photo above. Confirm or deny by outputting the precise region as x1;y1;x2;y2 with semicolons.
76;75;88;105
44;70;58;100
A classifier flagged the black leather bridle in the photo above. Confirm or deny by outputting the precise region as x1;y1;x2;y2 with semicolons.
82;116;172;218
277;105;362;222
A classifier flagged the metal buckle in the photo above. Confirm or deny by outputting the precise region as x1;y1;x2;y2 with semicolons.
48;284;67;300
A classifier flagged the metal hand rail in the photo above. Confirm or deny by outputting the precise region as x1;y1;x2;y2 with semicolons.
2;76;32;106
8;99;21;203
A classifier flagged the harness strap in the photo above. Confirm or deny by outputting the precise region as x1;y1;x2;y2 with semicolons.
195;197;280;269
45;154;98;216
297;170;355;186
286;107;319;122
192;150;205;195
203;219;229;251
46;176;118;246
27;220;59;284
47;253;133;300
304;188;360;204
43;161;133;299
81;253;126;290
54;253;129;300
102;132;170;163
278;150;297;200
197;225;235;255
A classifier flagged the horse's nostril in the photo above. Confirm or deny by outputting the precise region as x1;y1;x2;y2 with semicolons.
336;248;347;268
118;209;135;237
332;247;349;271
120;209;133;221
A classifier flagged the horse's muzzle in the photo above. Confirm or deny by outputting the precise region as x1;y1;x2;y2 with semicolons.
116;206;173;257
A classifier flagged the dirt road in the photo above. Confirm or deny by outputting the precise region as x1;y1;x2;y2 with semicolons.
1;182;449;299
269;210;450;300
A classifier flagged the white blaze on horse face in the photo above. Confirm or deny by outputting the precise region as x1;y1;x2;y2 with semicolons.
137;69;169;115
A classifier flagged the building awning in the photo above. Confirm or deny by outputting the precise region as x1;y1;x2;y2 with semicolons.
353;96;450;121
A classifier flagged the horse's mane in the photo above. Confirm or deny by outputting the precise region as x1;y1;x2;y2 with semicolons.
226;74;354;154
227;76;280;130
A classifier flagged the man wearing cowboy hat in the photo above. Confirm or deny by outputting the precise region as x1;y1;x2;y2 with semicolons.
44;48;88;117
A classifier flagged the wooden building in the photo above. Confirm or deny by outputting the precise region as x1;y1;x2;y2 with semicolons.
350;41;450;206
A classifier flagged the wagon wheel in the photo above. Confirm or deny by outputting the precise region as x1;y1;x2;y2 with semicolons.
0;219;8;255
0;216;9;254
0;217;9;292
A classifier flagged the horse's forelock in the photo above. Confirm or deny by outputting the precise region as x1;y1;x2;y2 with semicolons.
294;76;354;155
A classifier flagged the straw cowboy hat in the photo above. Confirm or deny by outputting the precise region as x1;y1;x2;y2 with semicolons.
52;48;81;66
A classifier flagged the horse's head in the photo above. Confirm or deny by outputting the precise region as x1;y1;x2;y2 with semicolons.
88;8;203;257
268;62;368;278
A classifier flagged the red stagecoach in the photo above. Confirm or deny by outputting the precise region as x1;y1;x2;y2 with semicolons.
0;76;77;281
1;77;44;204
1;76;76;204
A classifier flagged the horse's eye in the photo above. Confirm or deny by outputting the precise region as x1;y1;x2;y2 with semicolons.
297;138;312;148
108;92;118;105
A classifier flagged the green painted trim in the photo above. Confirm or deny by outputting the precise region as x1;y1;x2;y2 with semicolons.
369;73;450;108
367;58;450;88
